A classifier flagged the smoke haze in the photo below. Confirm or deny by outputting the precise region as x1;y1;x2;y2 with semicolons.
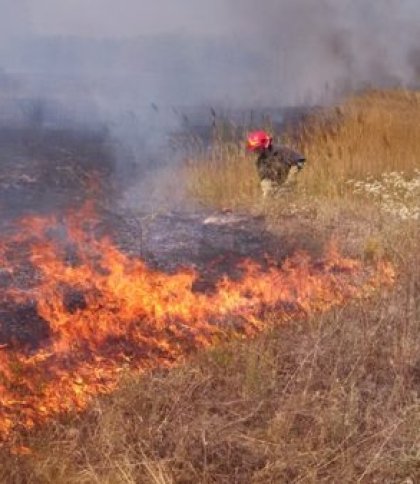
1;1;419;115
228;0;420;103
0;0;419;176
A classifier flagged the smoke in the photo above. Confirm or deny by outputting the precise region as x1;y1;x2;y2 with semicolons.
0;0;419;207
0;0;419;114
224;0;420;104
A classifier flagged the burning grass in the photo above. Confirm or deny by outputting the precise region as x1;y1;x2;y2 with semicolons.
0;204;394;445
1;234;418;483
0;88;419;482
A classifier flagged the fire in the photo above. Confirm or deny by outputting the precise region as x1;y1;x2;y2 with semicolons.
0;205;394;442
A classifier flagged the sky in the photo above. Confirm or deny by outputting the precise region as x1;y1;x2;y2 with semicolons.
3;0;230;38
4;0;416;41
1;0;419;109
0;0;419;177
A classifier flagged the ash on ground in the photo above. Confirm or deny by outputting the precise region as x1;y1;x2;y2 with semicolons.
105;208;291;292
0;122;298;349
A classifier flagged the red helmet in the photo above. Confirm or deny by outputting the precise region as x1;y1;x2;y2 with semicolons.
246;130;272;151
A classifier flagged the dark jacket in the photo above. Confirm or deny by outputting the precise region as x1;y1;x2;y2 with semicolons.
256;145;306;184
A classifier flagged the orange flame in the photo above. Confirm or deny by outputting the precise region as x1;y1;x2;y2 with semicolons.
0;206;394;442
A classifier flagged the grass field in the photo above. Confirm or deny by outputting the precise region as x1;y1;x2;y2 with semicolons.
186;89;420;207
1;89;419;483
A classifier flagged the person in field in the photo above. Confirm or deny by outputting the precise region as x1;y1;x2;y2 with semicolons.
247;130;306;198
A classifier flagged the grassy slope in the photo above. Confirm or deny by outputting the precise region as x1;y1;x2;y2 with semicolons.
1;89;419;483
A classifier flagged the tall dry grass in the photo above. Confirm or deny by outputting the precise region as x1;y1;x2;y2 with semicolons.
185;89;420;208
183;128;261;210
290;89;420;197
0;88;419;483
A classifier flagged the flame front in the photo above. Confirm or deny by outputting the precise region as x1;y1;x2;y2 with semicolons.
0;207;394;441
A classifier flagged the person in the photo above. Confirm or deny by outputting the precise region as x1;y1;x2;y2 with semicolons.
247;130;306;198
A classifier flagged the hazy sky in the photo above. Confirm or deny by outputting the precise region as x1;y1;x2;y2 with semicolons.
3;0;230;38
3;0;420;40
6;0;414;38
1;0;419;108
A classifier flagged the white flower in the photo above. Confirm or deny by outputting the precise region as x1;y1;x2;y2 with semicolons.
347;169;420;221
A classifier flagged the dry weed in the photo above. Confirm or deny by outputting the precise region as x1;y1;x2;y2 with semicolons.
185;89;420;208
1;89;419;483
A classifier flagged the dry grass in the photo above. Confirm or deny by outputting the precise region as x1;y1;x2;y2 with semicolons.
290;89;420;198
185;89;420;208
1;227;418;483
1;88;419;483
184;135;261;211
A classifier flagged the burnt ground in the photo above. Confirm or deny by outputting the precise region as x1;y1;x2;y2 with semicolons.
0;124;117;220
0;123;311;351
0;121;328;354
105;209;291;286
0;207;290;350
0;124;116;348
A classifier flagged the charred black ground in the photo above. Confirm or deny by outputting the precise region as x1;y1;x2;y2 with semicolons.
0;122;294;351
0;125;116;220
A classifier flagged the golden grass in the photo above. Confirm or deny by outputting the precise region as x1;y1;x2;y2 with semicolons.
1;88;419;483
185;89;420;207
184;138;261;210
1;227;418;483
290;89;420;197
